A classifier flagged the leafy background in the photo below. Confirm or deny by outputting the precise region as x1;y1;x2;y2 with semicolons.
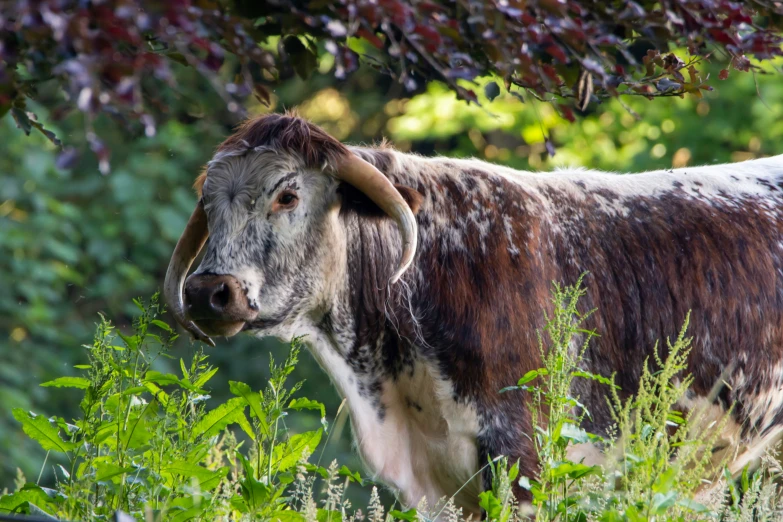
1;51;782;497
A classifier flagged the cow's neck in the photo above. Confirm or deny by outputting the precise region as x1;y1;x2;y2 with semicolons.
306;215;482;514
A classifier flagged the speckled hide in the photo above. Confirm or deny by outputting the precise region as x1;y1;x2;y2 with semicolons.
191;114;783;516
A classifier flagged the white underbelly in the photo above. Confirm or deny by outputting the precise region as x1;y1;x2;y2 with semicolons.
350;365;483;515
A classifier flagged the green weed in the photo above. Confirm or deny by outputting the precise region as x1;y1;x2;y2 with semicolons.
0;293;360;521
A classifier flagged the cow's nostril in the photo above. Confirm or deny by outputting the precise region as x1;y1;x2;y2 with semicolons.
210;282;231;312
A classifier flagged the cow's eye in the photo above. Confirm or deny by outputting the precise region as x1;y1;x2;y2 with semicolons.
274;190;298;210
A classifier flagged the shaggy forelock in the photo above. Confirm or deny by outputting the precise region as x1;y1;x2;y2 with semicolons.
194;112;350;197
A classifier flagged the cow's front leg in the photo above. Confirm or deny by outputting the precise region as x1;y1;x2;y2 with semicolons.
477;407;538;504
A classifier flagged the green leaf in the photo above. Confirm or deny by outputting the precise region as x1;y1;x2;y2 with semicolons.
40;376;91;389
118;331;139;350
12;409;76;453
478;491;502;520
676;497;712;513
26;503;57;519
550;461;600;480
517;369;547;386
338;465;363;484
552;419;564;443
651;490;678;514
270;511;307;522
169;506;204;522
389;508;418;521
508;460;520;482
167;497;207;522
94;461;135;483
272;429;322;472
230;494;249;514
120;401;158;450
560;422;589;444
236;451;256;479
288;397;326;419
238;474;270;510
163;461;229;491
152;319;173;332
572;370;620;388
143;382;170;407
144;370;181;386
180;358;190;379
666;409;686;427
741;465;750;493
190;397;253;441
145;371;206;394
121;386;148;396
0;484;56;514
724;466;740;506
230;381;268;434
193;366;219;388
304;463;330;479
317;509;341;522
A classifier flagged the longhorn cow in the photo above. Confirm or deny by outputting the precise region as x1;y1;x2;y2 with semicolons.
165;113;783;514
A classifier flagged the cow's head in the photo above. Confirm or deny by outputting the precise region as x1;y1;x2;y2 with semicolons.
164;114;419;346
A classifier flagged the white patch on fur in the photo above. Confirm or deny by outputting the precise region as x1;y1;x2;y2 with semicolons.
503;215;520;256
282;326;482;516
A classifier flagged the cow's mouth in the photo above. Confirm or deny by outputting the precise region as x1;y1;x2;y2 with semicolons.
189;318;246;338
242;315;286;332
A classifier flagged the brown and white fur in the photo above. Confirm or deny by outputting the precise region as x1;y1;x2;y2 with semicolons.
183;114;783;516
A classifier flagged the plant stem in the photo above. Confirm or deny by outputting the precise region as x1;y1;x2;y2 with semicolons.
36;450;50;485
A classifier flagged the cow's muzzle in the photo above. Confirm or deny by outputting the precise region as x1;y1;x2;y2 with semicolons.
183;273;258;337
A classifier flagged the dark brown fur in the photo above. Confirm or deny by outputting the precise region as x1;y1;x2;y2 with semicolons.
345;150;783;501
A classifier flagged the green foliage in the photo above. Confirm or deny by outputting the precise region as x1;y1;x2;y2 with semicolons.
594;314;732;520
385;59;783;172
3;0;783;149
0;295;345;521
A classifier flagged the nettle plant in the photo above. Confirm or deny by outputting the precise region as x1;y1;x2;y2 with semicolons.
0;294;358;521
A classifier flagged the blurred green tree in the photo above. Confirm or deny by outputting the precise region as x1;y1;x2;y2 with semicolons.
2;0;782;157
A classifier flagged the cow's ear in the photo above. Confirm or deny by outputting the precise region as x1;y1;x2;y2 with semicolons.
339;183;423;217
194;168;207;197
394;185;423;214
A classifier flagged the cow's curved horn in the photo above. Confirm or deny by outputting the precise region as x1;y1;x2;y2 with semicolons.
163;199;215;347
335;154;418;283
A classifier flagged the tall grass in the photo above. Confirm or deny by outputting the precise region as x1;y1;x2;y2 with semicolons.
2;284;782;521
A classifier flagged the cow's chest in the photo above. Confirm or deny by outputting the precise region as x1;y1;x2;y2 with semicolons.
350;362;483;514
303;327;483;514
309;336;482;514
